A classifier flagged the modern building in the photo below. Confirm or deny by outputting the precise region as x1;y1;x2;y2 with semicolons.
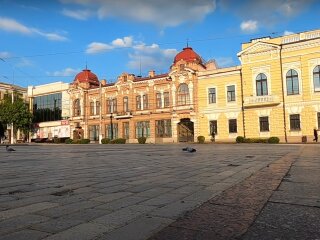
28;82;71;141
198;29;320;142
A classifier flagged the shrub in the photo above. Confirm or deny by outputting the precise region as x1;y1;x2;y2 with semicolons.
197;136;205;144
101;138;110;144
65;138;73;144
236;136;245;143
138;137;147;144
73;139;90;144
110;138;126;144
268;136;280;144
53;138;61;144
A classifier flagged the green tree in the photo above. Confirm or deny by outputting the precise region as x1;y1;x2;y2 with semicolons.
0;93;33;136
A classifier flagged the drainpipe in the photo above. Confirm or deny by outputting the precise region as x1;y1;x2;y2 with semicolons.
279;45;288;143
240;68;246;138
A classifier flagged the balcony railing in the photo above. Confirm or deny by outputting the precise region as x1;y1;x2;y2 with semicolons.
113;111;133;119
244;95;280;108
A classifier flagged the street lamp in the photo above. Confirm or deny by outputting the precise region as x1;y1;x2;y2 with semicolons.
98;81;102;144
110;112;113;140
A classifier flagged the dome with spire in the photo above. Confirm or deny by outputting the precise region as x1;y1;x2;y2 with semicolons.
73;69;99;87
173;47;203;65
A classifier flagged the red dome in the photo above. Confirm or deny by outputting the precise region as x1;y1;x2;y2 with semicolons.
74;69;99;86
173;47;202;64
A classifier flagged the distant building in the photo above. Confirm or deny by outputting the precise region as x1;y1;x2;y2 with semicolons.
0;82;27;143
28;82;71;141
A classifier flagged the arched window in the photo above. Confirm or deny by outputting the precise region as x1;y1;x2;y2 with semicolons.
286;69;299;95
177;83;190;105
73;99;80;116
313;65;320;91
256;73;268;96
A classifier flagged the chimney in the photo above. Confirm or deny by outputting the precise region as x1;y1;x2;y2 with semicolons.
100;79;107;86
148;70;155;78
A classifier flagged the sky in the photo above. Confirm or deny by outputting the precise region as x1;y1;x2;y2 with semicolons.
0;0;320;87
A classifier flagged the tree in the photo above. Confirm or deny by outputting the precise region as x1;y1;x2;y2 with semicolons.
0;93;33;137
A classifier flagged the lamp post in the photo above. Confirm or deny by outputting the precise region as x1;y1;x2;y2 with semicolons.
110;112;113;140
10;86;14;144
98;81;102;144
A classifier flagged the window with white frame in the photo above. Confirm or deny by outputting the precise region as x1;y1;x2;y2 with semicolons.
208;88;216;104
313;65;320;91
156;93;162;108
136;95;141;110
96;101;100;115
143;94;148;109
227;85;236;102
177;83;190;105
259;116;269;132
229;119;237;133
317;112;320;129
136;121;150;138
209;120;217;135
286;69;299;95
155;119;172;137
164;92;170;107
90;101;94;115
290;114;300;131
256;73;268;96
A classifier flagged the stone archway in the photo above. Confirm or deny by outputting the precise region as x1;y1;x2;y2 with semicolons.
177;118;194;142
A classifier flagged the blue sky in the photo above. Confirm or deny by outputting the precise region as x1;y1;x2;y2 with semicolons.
0;0;319;87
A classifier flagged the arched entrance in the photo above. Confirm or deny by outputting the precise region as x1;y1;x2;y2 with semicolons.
178;118;194;142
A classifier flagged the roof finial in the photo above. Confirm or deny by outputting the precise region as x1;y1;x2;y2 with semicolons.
85;60;88;70
186;38;189;48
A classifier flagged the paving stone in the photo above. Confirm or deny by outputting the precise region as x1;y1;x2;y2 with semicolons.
42;222;109;240
91;192;133;203
98;216;173;240
0;214;50;236
0;229;50;240
0;202;58;221
95;196;148;211
35;200;101;218
92;204;156;230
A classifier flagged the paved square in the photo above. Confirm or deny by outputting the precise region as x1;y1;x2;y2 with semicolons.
0;144;308;239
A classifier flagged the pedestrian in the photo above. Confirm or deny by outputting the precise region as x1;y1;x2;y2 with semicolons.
313;128;318;142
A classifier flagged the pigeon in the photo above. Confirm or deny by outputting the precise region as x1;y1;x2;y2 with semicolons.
182;147;196;153
6;145;15;152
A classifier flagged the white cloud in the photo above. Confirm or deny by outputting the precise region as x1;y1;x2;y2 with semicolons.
0;17;32;34
284;30;294;36
60;0;216;27
86;36;133;54
61;8;93;20
0;51;11;59
46;67;80;77
240;20;258;33
0;17;68;41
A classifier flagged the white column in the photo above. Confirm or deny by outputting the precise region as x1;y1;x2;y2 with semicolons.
140;93;144;110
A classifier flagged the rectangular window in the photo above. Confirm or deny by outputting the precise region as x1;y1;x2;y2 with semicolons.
164;92;170;107
105;123;118;139
89;125;99;141
136;95;141;110
33;93;62;122
90;102;94;115
227;85;236;102
209;120;218;135
112;98;117;113
229;119;237;133
143;94;148;110
155;120;172;137
259;116;269;132
156;93;162;108
123;122;129;139
290;114;300;131
123;97;129;112
318;112;320;129
96;101;100;115
208;88;216;104
135;121;150;138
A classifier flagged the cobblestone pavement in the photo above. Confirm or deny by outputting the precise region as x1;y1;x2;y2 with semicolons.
0;144;318;240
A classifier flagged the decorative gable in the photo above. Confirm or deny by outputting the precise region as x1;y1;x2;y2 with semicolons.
237;41;280;57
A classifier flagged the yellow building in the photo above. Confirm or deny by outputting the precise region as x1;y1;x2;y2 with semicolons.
198;29;320;143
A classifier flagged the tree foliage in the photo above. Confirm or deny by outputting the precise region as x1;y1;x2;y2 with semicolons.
0;93;33;134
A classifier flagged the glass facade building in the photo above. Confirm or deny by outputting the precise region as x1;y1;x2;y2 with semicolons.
33;93;62;122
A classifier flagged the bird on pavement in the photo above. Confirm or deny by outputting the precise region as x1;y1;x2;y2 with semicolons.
182;147;196;153
6;145;15;152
